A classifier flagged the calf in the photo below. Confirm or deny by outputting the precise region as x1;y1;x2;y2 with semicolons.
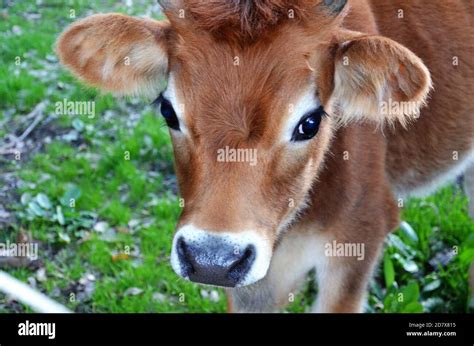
56;0;474;312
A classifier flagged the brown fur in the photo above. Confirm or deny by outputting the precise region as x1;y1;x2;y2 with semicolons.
164;0;338;43
56;13;171;96
56;0;474;312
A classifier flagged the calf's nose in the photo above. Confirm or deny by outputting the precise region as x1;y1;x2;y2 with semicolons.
176;236;256;287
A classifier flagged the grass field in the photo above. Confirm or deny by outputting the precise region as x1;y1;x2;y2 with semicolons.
0;0;473;313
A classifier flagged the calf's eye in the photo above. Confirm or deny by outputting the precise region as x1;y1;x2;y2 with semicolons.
291;106;326;142
153;94;180;131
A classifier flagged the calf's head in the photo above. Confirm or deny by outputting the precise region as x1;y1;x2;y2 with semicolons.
57;0;431;287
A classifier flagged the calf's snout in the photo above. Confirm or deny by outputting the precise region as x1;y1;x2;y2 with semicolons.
170;225;272;287
177;237;256;287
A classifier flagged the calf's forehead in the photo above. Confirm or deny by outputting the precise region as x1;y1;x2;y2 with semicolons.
166;29;325;143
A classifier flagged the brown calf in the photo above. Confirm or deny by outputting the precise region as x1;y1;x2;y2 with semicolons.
56;0;474;312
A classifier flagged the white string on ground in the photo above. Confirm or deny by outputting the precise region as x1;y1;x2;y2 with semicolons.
0;270;72;313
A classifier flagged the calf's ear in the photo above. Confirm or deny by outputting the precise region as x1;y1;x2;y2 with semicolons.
331;31;432;126
56;13;170;97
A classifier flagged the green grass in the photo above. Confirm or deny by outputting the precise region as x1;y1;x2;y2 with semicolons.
0;0;473;313
369;187;474;313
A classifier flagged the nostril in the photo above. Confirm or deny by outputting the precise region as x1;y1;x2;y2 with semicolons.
227;245;256;284
177;237;195;275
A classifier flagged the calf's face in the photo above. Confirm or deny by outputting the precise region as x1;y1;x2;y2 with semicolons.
57;3;431;287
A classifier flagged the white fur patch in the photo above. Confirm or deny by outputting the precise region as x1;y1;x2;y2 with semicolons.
162;73;189;136
268;229;327;291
